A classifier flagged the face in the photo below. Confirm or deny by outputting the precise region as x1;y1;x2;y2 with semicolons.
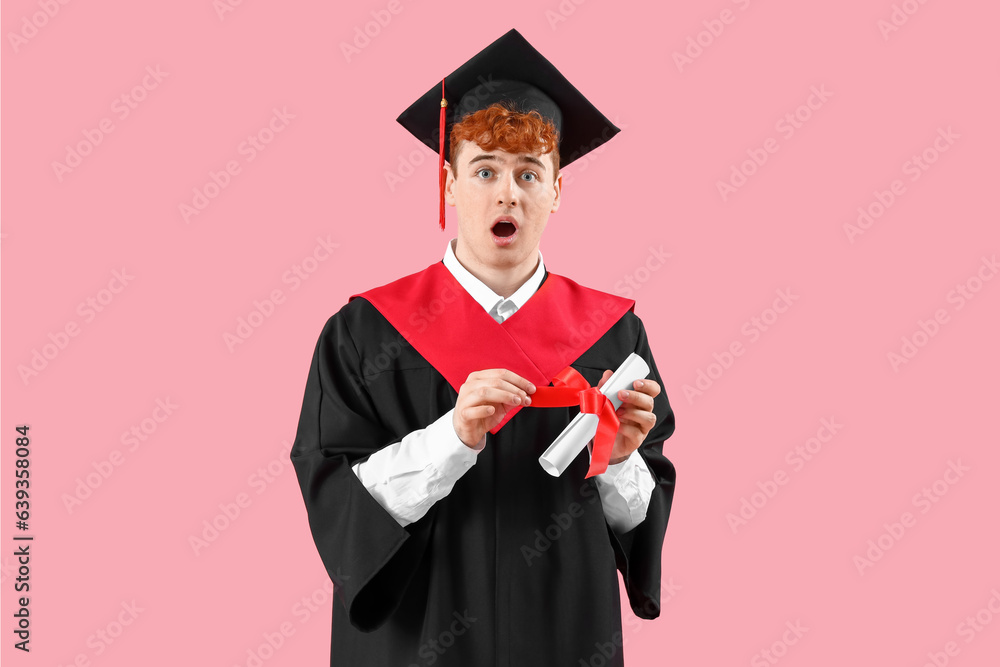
443;141;562;271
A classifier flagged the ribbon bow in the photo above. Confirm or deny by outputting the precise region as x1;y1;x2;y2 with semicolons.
528;366;621;478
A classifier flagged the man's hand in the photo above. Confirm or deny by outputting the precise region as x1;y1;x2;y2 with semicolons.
590;371;661;464
453;369;536;448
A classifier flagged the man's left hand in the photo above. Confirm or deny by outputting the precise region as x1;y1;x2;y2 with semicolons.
590;371;660;465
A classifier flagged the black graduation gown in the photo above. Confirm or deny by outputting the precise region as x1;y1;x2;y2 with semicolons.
289;265;676;667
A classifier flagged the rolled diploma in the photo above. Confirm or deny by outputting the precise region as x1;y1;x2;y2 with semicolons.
537;353;650;477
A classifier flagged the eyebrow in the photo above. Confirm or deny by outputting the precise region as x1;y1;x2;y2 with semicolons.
468;153;547;171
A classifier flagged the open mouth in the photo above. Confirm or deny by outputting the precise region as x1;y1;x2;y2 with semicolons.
492;221;517;237
490;219;518;246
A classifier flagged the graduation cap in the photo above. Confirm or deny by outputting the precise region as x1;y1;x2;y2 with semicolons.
396;28;621;230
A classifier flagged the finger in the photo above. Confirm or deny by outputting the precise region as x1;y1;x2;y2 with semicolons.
472;386;528;407
596;369;613;390
481;377;533;404
476;369;537;394
632;378;660;397
496;369;537;394
617;388;655;412
461;404;495;421
616;422;646;446
617;408;656;431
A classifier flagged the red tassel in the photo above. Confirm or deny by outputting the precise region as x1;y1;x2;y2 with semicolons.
438;78;447;231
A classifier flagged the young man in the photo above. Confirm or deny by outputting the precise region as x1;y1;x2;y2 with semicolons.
290;29;677;667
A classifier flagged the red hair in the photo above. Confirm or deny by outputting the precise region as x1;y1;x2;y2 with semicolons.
449;101;561;179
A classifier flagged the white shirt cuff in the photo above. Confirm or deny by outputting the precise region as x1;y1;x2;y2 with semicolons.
592;450;656;534
352;408;483;526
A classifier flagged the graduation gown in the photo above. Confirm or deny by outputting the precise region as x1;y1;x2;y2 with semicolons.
290;260;676;667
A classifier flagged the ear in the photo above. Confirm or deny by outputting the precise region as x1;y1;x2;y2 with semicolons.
550;172;562;213
443;163;456;206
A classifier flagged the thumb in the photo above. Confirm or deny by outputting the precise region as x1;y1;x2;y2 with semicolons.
486;399;519;431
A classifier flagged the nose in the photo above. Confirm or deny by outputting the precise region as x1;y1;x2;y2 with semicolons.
496;172;517;207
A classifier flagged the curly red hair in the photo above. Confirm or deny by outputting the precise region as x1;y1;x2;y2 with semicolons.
449;101;561;179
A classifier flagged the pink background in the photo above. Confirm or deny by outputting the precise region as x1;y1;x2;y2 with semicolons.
3;1;998;665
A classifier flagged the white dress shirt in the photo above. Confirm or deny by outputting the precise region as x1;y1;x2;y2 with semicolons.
351;239;656;534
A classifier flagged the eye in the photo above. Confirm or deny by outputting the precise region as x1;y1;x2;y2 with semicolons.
521;172;538;182
476;168;493;179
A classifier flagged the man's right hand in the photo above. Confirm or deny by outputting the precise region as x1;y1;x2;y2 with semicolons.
453;369;536;448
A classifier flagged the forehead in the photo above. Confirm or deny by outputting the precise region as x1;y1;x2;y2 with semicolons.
455;141;555;172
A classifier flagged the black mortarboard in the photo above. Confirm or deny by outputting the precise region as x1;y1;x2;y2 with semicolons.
396;28;621;230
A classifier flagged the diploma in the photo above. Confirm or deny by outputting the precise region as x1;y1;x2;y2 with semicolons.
537;353;650;477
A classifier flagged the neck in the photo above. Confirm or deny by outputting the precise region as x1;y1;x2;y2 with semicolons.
454;241;539;298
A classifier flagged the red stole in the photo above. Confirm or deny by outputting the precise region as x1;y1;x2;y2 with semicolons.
350;261;634;433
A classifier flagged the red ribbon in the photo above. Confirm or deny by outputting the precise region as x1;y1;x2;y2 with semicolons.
528;366;620;478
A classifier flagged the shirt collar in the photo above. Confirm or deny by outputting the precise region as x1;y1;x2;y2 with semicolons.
442;238;546;313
